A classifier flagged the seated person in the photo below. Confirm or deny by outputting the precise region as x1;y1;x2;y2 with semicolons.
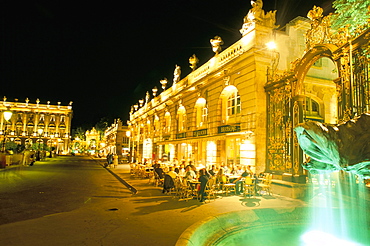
184;165;197;181
154;164;164;179
162;174;175;194
216;168;227;184
208;165;217;176
177;164;186;177
234;166;251;195
167;166;178;180
235;165;244;175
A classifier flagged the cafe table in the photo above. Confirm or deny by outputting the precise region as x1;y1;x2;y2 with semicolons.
188;180;201;198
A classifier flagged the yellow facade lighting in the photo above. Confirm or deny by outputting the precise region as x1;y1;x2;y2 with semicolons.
3;110;12;121
266;41;277;50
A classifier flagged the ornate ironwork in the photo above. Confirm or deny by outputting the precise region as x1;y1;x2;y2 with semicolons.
265;5;370;176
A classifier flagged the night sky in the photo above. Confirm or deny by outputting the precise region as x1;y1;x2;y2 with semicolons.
0;0;334;129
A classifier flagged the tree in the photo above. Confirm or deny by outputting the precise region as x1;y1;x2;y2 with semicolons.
331;0;370;34
4;141;25;153
95;117;111;140
73;127;87;141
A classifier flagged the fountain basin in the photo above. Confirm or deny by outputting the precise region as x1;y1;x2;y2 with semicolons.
176;207;369;246
176;207;309;246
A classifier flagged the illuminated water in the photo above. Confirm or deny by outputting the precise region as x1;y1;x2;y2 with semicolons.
176;172;369;246
303;171;369;246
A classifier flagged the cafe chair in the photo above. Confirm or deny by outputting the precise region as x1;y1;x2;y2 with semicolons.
179;180;195;202
148;171;156;184
258;173;273;195
243;176;254;197
163;174;175;194
173;177;184;198
223;178;236;196
204;177;217;202
143;166;154;179
154;171;164;187
130;164;136;176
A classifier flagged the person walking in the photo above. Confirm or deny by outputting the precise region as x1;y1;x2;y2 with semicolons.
198;169;209;202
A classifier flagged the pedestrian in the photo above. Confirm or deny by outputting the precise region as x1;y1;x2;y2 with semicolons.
198;169;209;202
113;154;118;168
29;152;35;166
105;153;113;168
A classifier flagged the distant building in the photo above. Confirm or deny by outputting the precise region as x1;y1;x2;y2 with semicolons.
85;127;101;155
103;119;129;162
0;97;73;154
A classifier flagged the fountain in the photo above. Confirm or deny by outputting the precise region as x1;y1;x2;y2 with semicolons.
294;113;370;245
176;114;369;246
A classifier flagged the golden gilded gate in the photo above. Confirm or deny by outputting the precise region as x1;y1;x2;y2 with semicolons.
265;5;370;180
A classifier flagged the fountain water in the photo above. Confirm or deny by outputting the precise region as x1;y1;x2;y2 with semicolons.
295;114;370;245
176;115;370;246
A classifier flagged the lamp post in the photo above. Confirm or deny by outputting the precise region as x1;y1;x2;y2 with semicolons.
126;130;131;163
37;128;44;160
2;110;12;153
265;41;280;81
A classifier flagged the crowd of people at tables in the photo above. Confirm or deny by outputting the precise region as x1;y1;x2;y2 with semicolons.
134;159;266;203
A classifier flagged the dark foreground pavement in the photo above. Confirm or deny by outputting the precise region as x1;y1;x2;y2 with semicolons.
0;158;307;246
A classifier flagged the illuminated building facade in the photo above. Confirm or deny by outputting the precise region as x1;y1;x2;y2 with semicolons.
103;119;130;161
127;2;370;180
0;97;73;154
85;127;101;154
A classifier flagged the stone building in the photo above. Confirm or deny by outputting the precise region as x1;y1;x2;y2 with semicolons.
0;97;73;154
127;1;370;182
103;119;129;162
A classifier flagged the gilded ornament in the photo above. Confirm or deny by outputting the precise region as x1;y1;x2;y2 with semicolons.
240;0;278;36
210;36;223;55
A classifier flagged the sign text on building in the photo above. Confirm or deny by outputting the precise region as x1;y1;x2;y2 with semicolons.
218;124;241;134
176;132;187;139
193;129;208;137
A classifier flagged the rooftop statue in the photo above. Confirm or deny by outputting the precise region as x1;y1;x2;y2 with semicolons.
240;0;278;36
294;113;370;179
173;65;181;84
189;54;199;71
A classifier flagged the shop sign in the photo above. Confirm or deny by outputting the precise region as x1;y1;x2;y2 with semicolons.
193;129;208;137
176;132;187;139
163;135;170;140
218;124;240;134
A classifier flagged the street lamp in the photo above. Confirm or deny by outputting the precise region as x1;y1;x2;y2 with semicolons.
126;130;131;163
2;110;12;152
37;128;44;161
265;41;280;81
38;128;44;146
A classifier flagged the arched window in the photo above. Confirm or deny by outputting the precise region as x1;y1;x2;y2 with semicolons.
220;86;241;124
154;115;160;134
177;106;186;132
195;98;207;128
305;97;320;116
164;112;171;134
145;119;151;135
227;91;241;116
304;97;323;122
